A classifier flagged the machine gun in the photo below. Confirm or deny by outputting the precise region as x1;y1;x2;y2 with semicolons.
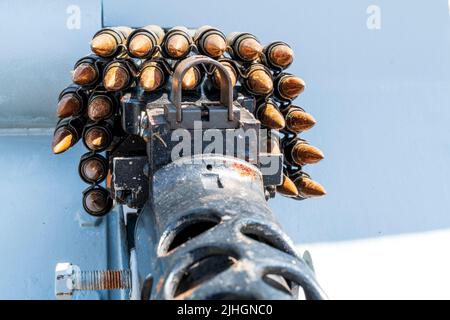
53;26;327;300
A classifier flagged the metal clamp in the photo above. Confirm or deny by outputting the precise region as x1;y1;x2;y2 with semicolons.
170;55;234;122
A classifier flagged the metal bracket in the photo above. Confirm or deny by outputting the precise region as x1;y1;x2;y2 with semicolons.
170;55;234;122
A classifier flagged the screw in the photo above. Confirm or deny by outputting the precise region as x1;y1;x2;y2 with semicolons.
55;263;131;300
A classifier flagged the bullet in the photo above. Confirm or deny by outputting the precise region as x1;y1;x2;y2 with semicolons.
294;176;326;198
211;59;239;88
162;26;192;59
226;32;262;62
87;92;116;121
79;153;108;184
139;59;168;92
82;186;113;216
263;41;294;70
72;55;105;88
181;65;204;90
91;26;133;58
256;101;285;130
83;122;113;152
194;26;227;58
51;117;86;154
127;25;165;59
276;174;299;197
103;60;138;92
284;139;324;166
244;64;274;95
274;73;305;101
282;106;316;133
56;85;87;118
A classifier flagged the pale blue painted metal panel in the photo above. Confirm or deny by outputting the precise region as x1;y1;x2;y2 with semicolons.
0;0;102;128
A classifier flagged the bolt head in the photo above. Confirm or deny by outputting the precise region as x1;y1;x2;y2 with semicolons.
55;263;75;300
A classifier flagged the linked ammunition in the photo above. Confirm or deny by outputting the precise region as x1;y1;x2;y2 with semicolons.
127;25;165;59
87;91;117;122
56;85;87;118
284;139;324;166
82;186;113;216
139;59;169;92
282;105;316;133
276;174;299;197
161;26;192;59
78;153;108;184
51;116;86;154
194;26;227;58
256;100;285;130
263;41;294;70
83;121;113;152
243;63;273;95
103;59;138;91
211;58;239;88
72;55;105;88
274;73;305;101
91;26;133;58
226;32;262;62
293;175;326;198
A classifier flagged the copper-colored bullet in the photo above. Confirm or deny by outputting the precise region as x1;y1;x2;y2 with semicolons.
73;63;97;86
287;140;324;166
163;26;192;59
244;64;273;95
104;66;129;91
83;124;112;151
264;41;294;69
139;60;167;92
51;117;85;154
52;128;74;154
181;66;203;90
257;101;285;130
212;59;238;88
57;94;80;118
195;26;227;58
82;186;113;216
87;94;114;121
79;153;108;183
277;174;299;197
103;60;137;92
294;176;326;198
91;26;133;57
128;25;165;58
282;106;316;133
56;87;86;118
227;32;262;62
275;73;305;100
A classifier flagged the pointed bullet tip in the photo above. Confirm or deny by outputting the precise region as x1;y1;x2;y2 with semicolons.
73;63;97;86
277;175;299;197
204;34;227;58
296;177;326;198
260;104;285;130
248;69;273;95
129;35;152;57
270;44;294;67
166;35;189;58
103;66;129;91
286;109;316;132
139;66;163;91
292;143;324;165
91;33;117;57
52;129;74;154
239;38;262;60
